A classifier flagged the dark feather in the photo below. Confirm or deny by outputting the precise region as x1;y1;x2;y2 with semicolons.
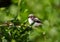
33;18;42;23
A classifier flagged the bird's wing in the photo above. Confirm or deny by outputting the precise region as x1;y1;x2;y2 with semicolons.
33;18;42;23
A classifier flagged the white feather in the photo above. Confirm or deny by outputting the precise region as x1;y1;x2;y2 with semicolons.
33;22;41;26
28;18;33;24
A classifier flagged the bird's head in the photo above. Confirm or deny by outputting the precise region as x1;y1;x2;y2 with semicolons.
28;14;35;20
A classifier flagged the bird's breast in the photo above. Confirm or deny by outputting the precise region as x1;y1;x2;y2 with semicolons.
28;18;33;24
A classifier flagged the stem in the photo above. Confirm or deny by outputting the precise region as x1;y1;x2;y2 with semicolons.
18;0;21;15
15;0;21;19
18;0;21;7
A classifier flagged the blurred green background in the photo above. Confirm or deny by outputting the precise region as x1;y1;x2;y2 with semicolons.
0;0;60;42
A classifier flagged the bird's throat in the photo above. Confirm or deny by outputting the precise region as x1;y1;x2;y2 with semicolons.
28;18;34;24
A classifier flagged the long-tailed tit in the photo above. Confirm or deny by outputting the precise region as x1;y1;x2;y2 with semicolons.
28;14;42;27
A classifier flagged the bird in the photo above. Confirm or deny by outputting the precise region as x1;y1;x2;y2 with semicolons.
28;14;42;27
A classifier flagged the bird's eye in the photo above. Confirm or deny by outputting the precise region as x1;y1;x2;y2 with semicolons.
29;16;32;18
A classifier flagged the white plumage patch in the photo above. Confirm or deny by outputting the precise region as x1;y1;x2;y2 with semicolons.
28;18;33;24
33;22;41;26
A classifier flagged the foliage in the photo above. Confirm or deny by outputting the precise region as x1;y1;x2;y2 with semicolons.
0;0;60;42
